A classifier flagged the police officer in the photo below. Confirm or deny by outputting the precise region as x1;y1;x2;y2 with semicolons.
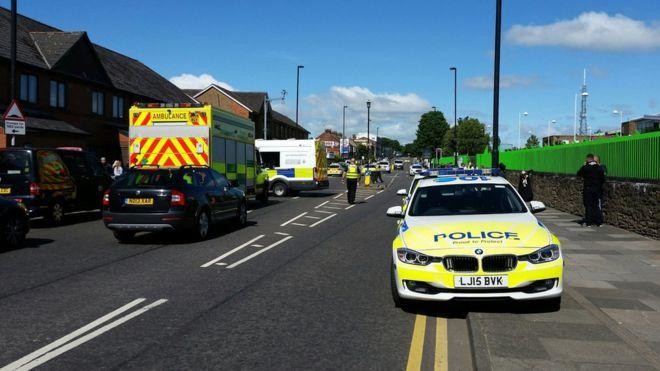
342;158;361;204
577;153;605;227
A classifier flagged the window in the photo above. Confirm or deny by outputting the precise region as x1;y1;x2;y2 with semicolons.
210;170;230;188
226;139;236;172
261;151;280;168
92;91;104;115
213;137;226;163
112;96;124;118
49;81;66;108
20;74;38;103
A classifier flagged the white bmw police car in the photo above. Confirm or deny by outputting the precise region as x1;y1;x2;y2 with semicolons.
387;171;563;309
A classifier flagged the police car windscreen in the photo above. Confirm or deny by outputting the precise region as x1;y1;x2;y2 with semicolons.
409;184;526;216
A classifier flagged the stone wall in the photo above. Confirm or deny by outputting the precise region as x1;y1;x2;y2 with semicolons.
505;171;659;240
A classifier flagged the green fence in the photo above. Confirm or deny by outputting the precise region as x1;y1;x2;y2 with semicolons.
475;131;659;180
431;155;471;167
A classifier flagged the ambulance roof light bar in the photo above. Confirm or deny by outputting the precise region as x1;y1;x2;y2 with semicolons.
134;102;204;108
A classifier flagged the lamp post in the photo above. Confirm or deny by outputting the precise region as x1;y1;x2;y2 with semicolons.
295;65;304;125
546;119;556;146
613;109;623;127
518;112;528;148
366;101;371;161
263;90;287;139
432;106;437;112
450;67;457;165
342;105;348;158
375;126;379;159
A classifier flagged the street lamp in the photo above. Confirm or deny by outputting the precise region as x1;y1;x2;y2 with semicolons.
375;126;379;159
432;106;437;112
296;65;304;125
613;109;623;126
366;101;371;161
518;111;528;148
546;119;556;146
342;105;348;157
263;90;287;139
449;67;457;165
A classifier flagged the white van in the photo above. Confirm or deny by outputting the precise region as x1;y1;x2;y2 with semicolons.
255;139;329;196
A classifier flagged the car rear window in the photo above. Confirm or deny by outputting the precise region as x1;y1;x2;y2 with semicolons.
0;151;31;175
409;184;526;216
116;169;177;187
379;161;389;165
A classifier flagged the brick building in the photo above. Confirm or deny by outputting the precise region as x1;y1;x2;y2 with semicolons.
621;115;660;135
315;129;342;158
186;85;309;140
0;7;192;161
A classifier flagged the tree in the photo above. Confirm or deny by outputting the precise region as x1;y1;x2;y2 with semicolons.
413;111;450;157
402;143;420;157
442;117;490;155
525;134;540;148
355;144;370;160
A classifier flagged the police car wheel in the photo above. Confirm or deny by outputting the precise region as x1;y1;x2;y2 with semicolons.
236;202;247;226
3;213;26;248
272;182;288;197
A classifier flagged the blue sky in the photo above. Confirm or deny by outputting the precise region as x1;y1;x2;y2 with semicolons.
7;0;660;146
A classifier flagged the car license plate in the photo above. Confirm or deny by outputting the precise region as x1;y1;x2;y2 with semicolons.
454;275;508;288
126;198;153;206
0;187;10;194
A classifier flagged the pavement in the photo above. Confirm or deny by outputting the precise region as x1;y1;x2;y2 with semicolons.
0;170;658;370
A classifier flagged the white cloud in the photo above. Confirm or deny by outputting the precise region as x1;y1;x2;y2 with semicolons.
281;86;432;144
169;73;234;90
464;75;537;90
506;12;660;52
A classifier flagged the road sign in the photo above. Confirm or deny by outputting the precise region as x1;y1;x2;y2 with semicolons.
3;99;27;136
4;120;25;135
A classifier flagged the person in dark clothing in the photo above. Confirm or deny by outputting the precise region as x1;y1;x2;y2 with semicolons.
577;154;605;227
100;157;112;176
593;155;607;225
518;170;533;202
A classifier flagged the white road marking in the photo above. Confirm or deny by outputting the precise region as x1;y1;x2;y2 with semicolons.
315;201;329;208
274;232;290;236
321;206;343;210
333;193;343;199
328;201;346;205
251;244;264;248
377;190;384;194
292;196;300;199
216;262;228;266
3;299;167;371
280;212;308;227
247;210;253;214
365;195;374;200
309;213;337;228
345;204;356;210
304;215;321;219
314;210;333;214
200;235;265;267
227;236;294;269
291;223;307;226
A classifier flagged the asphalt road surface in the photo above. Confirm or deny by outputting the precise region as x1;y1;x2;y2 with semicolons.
1;169;659;370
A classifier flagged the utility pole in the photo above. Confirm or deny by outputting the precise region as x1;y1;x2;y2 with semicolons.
263;90;286;139
366;101;371;161
296;65;304;126
491;0;502;169
450;67;457;166
10;0;17;101
342;105;347;158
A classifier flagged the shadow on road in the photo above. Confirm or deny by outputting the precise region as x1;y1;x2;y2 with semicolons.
30;210;102;229
248;199;283;211
0;238;55;254
116;221;259;245
401;299;560;319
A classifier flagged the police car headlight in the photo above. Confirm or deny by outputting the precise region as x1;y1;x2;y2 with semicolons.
519;244;560;264
396;248;439;266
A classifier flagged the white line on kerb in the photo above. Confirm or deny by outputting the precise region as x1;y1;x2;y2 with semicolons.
2;299;166;371
345;204;355;210
315;201;329;208
200;235;265;267
227;236;294;269
309;213;336;228
280;212;308;227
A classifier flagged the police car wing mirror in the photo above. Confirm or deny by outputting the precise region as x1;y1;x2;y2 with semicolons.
396;188;407;196
386;206;404;218
529;201;546;214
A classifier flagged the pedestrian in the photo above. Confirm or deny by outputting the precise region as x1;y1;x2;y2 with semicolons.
518;170;533;202
577;153;605;227
467;161;475;170
593;155;607;226
112;160;124;179
374;162;384;187
342;158;361;204
100;157;112;176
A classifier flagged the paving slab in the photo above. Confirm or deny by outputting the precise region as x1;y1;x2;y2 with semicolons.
540;338;649;365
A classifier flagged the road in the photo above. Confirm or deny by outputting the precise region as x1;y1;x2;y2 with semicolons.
1;170;659;370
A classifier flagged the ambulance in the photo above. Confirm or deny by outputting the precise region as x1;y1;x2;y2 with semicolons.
128;103;268;202
254;139;329;197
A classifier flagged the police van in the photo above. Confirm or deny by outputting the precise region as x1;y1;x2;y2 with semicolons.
255;139;329;197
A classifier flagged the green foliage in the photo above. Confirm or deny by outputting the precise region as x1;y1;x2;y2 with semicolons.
402;143;420;157
379;137;403;152
355;144;370;160
525;134;540;148
413;111;450;156
443;117;490;155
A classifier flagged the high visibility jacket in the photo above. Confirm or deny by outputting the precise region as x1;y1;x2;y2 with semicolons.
346;164;360;179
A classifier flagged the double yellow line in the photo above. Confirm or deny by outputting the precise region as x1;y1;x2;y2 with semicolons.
406;315;448;371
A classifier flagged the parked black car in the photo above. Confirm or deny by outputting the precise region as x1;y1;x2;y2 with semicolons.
0;196;29;248
103;166;247;242
0;148;112;225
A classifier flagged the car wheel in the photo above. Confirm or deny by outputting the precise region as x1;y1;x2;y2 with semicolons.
3;214;27;248
236;201;248;227
113;231;135;243
194;210;210;241
390;261;414;311
272;182;288;197
47;200;65;226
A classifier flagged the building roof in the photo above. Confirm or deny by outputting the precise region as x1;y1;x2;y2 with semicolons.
0;7;192;103
193;85;252;113
27;116;90;135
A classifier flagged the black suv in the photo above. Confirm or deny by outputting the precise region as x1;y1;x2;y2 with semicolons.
0;148;111;225
103;166;247;242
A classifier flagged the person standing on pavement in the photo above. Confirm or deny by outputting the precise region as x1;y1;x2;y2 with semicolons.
593;155;607;226
577;154;605;227
518;170;533;202
111;160;124;179
100;157;112;176
342;158;361;204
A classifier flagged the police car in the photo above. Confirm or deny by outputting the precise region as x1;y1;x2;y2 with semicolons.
386;171;562;308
